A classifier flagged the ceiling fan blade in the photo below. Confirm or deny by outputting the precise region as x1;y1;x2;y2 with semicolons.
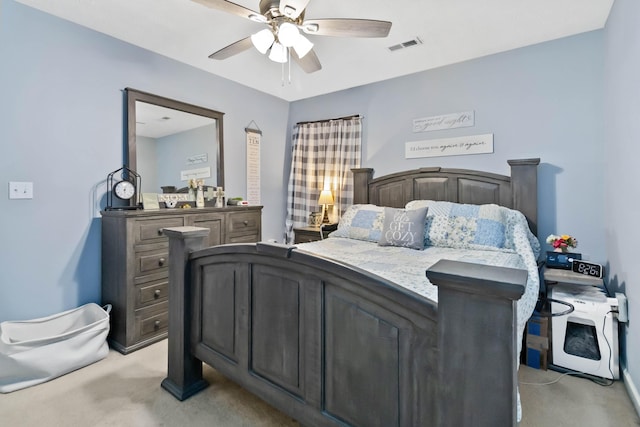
290;48;322;73
302;19;392;38
191;0;264;22
209;37;254;60
279;0;311;19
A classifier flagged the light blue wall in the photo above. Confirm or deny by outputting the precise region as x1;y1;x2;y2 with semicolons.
154;124;217;192
0;1;290;322
137;136;159;193
604;0;640;409
289;31;605;263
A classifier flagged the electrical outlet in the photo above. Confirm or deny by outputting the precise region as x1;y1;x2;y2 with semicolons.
616;292;628;323
9;182;33;199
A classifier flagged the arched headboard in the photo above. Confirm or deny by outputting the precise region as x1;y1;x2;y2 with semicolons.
352;158;540;235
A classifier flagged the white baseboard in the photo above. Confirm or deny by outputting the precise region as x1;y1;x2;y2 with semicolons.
623;366;640;418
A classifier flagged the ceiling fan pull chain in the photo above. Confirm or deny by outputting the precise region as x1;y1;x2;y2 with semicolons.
281;61;285;87
288;49;292;85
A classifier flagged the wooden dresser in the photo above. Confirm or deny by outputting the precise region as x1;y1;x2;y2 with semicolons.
101;206;262;354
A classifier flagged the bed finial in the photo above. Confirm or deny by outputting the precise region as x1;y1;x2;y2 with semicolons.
508;158;540;236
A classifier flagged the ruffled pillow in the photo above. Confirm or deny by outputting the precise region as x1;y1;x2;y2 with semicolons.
405;200;538;256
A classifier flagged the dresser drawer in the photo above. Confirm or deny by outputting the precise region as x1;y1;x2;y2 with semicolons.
136;278;168;308
134;302;168;342
228;233;260;243
136;217;184;244
136;249;169;277
226;211;260;239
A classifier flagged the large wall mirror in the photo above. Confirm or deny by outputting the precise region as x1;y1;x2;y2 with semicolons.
126;88;224;194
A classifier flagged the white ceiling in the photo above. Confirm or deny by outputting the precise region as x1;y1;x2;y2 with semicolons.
136;102;216;138
16;0;613;102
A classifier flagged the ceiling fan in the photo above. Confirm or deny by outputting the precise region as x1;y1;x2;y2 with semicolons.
192;0;392;73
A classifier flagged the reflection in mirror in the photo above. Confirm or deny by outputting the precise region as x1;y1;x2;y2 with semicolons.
126;88;224;195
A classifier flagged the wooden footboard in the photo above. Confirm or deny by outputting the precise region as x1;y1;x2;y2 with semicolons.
161;228;527;427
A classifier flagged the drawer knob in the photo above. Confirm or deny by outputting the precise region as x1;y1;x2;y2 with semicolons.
154;289;161;298
154;320;161;329
243;220;249;226
158;228;164;236
158;258;166;266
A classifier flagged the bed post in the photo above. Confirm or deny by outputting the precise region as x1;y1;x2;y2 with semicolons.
161;226;210;401
426;260;527;427
508;158;540;236
351;168;374;204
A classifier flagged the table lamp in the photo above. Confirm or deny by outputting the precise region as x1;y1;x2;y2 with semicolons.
318;190;334;224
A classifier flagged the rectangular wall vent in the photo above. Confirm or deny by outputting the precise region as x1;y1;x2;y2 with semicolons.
388;37;423;52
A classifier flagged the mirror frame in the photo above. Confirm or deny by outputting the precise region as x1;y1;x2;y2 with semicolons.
125;88;225;193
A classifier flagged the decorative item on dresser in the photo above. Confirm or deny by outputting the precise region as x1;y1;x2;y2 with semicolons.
101;206;262;354
105;166;142;210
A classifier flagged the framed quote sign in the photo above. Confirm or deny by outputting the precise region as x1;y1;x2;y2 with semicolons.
405;134;494;159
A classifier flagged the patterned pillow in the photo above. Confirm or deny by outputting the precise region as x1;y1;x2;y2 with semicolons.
378;207;429;250
330;204;385;242
405;200;511;250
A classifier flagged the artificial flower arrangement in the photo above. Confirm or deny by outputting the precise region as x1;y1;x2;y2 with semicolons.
546;234;578;252
188;179;204;189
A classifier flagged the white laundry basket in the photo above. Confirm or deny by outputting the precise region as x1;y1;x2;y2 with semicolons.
0;303;111;393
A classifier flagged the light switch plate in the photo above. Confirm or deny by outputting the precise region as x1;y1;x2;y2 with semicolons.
9;181;33;199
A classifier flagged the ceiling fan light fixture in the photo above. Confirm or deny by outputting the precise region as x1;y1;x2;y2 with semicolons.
251;29;275;54
293;34;314;58
278;22;300;47
269;42;288;63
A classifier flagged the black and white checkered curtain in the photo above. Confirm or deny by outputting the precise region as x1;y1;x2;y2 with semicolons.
285;117;362;243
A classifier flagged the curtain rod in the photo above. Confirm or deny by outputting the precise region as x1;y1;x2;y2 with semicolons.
296;114;363;125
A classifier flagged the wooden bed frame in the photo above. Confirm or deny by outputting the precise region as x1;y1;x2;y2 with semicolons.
161;158;540;427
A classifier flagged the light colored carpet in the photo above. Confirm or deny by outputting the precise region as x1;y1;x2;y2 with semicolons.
1;339;638;426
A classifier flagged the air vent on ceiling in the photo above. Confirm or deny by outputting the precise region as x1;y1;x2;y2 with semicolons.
388;37;423;52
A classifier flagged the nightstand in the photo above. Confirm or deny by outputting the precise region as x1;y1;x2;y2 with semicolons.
542;266;604;288
293;224;336;243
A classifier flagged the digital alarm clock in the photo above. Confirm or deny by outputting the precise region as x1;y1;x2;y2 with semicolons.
546;251;581;270
571;259;604;278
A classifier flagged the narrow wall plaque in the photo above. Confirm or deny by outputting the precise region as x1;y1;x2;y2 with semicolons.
412;111;474;133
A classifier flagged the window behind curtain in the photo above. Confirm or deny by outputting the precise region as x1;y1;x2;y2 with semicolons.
284;117;362;243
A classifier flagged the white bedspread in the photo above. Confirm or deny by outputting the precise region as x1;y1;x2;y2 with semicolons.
297;235;540;421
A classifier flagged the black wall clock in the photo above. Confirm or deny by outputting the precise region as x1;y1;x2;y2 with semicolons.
106;166;142;210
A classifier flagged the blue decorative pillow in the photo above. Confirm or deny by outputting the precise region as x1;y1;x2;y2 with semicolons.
378;207;429;250
330;204;385;242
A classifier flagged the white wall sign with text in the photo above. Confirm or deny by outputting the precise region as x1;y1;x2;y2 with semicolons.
180;166;211;181
412;111;475;133
405;134;494;159
186;153;208;165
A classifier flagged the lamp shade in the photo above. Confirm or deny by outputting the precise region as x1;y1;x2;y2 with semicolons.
318;190;334;206
268;41;288;63
293;34;314;58
251;29;275;54
278;22;300;47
